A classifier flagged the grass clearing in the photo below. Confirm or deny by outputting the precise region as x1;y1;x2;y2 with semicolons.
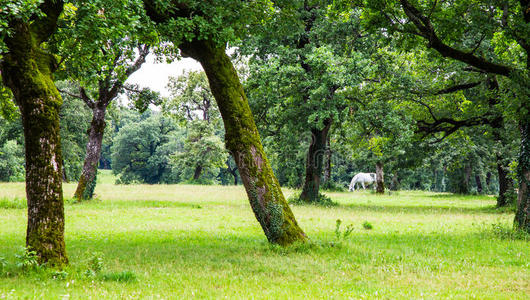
0;170;528;299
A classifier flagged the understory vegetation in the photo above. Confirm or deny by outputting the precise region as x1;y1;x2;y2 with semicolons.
0;171;528;299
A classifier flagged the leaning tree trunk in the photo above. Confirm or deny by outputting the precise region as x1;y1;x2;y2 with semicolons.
180;40;306;245
515;122;530;233
375;161;385;194
1;0;67;266
299;119;332;203
74;105;107;200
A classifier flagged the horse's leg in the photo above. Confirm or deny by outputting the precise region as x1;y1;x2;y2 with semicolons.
362;182;366;189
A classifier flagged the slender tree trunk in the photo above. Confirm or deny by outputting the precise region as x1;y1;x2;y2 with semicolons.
486;171;492;189
460;163;471;194
487;76;515;206
179;40;306;245
230;168;238;185
1;0;67;266
391;171;399;191
375;162;385;194
299;119;332;202
323;136;331;183
496;156;514;206
515;122;530;233
193;164;203;180
63;166;69;183
475;174;483;194
74;105;107;200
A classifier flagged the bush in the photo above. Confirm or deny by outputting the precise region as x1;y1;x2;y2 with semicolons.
362;221;373;230
0;140;25;182
288;192;337;207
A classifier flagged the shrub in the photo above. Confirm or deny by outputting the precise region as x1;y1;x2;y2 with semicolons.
362;221;373;230
101;270;137;282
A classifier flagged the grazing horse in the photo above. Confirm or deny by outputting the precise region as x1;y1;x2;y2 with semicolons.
349;173;376;191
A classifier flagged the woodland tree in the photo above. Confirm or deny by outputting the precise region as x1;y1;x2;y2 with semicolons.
0;0;68;265
143;0;307;245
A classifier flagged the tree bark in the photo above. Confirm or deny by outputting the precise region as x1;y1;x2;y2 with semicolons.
299;119;332;203
74;105;107;200
1;0;67;266
193;164;203;180
375;162;385;194
515;122;530;233
179;40;307;245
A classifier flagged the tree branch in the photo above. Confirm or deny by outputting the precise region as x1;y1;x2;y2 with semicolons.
399;0;514;76
435;81;483;95
29;0;64;44
105;45;150;105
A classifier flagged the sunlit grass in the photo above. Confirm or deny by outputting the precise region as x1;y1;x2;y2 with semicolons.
0;171;528;299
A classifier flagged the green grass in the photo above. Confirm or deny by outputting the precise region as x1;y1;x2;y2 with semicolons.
0;174;528;299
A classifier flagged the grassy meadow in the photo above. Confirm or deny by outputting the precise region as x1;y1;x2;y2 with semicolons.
0;170;528;299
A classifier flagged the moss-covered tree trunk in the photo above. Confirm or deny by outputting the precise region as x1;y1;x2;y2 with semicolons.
375;162;385;194
299;119;332;203
180;40;306;245
74;105;107;200
515;122;530;233
0;0;67;266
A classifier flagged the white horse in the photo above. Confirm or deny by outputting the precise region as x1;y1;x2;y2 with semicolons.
349;173;376;191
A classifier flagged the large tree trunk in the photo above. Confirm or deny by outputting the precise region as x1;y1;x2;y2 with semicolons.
1;0;67;266
74;106;107;200
299;119;332;202
514;122;530;233
375;161;385;194
180;40;306;245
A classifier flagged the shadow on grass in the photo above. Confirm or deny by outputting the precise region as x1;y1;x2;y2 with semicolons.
340;203;512;215
71;199;204;209
425;193;494;200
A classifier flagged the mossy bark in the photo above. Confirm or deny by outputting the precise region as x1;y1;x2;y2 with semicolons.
0;0;67;266
299;119;332;203
514;122;530;233
375;162;385;194
180;40;306;245
74;106;107;200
